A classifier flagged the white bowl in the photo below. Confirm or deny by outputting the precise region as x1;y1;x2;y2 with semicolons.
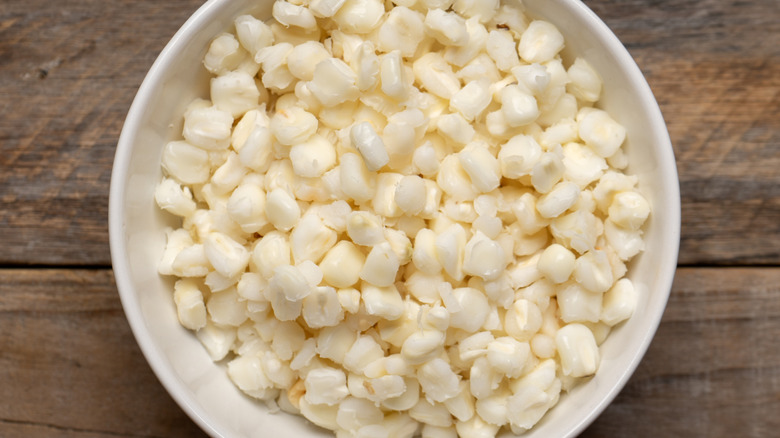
109;0;680;436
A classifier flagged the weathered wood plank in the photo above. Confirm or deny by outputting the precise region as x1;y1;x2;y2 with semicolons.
583;267;780;437
0;1;205;266
1;267;779;436
658;57;779;265
0;0;778;269
0;269;208;438
587;0;780;265
0;421;197;438
1;0;779;266
587;0;780;57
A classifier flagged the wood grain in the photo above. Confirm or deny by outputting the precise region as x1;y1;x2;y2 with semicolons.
583;267;780;437
0;0;204;266
0;269;207;438
588;0;780;265
0;0;778;266
1;268;778;437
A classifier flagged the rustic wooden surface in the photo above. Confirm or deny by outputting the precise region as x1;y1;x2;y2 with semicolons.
0;0;778;437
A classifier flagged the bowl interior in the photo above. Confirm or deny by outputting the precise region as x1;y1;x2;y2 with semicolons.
109;0;680;437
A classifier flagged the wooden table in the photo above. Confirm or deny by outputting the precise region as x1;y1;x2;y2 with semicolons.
1;0;778;436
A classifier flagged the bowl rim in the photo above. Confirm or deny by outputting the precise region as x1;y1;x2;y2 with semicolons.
108;0;681;437
539;0;681;435
109;1;234;436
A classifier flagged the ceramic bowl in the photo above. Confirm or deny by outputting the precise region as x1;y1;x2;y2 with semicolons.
109;0;680;436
